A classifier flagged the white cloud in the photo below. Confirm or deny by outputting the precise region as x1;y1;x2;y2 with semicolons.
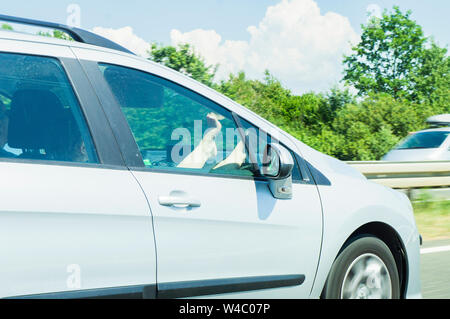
171;0;359;93
92;26;150;57
92;0;359;94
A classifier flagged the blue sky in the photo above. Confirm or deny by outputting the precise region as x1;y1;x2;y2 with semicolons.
1;0;448;93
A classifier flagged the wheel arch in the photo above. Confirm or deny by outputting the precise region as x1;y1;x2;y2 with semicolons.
322;221;408;299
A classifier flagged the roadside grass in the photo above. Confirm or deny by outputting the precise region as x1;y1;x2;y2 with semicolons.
413;197;450;241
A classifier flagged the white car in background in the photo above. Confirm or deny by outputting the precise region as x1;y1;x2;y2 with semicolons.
383;115;450;161
0;14;421;299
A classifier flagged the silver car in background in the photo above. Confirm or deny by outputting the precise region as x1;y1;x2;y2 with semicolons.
383;115;450;161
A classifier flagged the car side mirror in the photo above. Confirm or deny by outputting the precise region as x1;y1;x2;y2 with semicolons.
261;143;294;199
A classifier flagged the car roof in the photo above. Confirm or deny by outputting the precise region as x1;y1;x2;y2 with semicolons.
427;113;450;126
0;28;194;82
0;28;138;58
413;127;450;133
0;28;169;77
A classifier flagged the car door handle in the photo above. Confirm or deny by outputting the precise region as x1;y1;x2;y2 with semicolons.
158;196;201;208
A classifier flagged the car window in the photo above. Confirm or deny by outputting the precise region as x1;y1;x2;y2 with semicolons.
396;131;450;150
0;52;98;163
99;63;259;177
236;116;303;181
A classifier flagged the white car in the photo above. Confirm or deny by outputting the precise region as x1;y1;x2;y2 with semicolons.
0;15;421;299
382;125;450;162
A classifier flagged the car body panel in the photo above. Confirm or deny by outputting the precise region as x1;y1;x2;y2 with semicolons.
131;170;322;298
0;162;156;298
382;147;450;161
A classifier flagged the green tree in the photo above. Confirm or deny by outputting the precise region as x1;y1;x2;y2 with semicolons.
343;6;427;99
412;43;450;111
37;30;73;41
1;23;13;31
330;93;429;160
149;43;217;87
142;11;447;162
217;71;291;124
320;87;356;125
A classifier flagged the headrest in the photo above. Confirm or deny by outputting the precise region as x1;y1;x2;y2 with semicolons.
8;89;69;151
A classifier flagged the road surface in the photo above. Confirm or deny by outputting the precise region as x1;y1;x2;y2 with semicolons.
420;239;450;299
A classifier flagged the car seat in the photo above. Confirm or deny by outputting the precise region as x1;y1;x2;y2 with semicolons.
8;89;69;161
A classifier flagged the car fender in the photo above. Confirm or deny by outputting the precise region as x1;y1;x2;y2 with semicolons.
309;177;421;298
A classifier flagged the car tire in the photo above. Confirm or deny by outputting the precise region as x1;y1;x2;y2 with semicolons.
323;235;400;299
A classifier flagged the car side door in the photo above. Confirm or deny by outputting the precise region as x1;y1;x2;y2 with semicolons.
0;38;156;298
73;47;323;298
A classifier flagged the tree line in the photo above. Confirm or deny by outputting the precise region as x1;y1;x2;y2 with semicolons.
150;7;449;161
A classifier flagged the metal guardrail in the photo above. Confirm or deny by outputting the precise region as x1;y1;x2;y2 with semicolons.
348;161;450;189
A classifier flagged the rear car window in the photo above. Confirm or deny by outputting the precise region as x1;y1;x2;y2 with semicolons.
0;52;98;163
396;131;450;150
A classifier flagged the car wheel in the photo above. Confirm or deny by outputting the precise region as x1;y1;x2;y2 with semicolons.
323;235;400;299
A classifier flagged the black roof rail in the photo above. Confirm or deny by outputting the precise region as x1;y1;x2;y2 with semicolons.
0;14;135;55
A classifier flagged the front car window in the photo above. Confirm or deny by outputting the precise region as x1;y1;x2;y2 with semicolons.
99;63;258;177
0;53;98;163
396;131;450;150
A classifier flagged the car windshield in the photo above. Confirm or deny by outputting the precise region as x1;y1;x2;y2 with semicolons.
396;131;450;149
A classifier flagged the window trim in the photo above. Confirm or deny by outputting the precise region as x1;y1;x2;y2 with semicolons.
60;57;125;166
130;165;269;181
77;59;143;167
0;156;127;170
231;112;261;177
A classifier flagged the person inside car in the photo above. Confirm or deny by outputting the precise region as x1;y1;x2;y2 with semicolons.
177;112;225;169
176;112;248;172
48;109;89;163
